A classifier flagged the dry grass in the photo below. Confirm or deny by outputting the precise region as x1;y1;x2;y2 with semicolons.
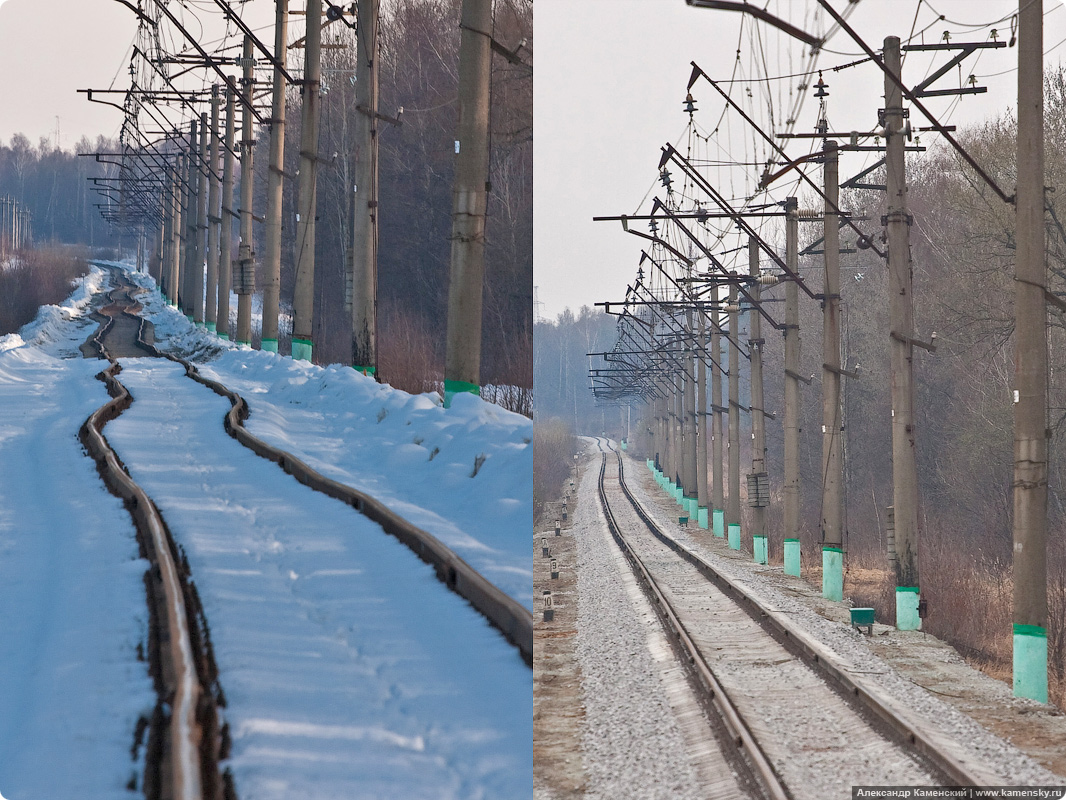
835;538;1064;707
534;418;575;523
377;307;443;396
375;307;532;417
0;246;90;335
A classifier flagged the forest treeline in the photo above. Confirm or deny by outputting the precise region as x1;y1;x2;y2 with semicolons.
0;0;531;401
273;0;532;393
0;133;119;250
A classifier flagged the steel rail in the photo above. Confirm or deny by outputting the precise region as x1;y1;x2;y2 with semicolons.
607;444;1000;788
595;440;789;800
79;281;212;800
94;264;535;668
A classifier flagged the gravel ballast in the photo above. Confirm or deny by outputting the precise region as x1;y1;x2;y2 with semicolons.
571;441;717;800
622;448;1065;786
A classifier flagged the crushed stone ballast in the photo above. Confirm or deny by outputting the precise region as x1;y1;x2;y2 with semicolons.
593;439;1009;798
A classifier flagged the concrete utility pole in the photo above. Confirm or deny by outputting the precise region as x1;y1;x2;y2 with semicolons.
154;225;163;282
696;315;710;529
206;86;222;332
218;84;236;339
672;377;683;490
665;386;673;484
711;315;725;537
350;0;381;376
293;0;323;362
821;141;845;602
195;110;209;325
236;35;257;345
172;156;185;308
161;165;175;303
884;36;922;631
683;308;698;518
1012;0;1049;703
443;0;492;407
261;0;289;352
783;197;802;576
727;281;742;550
748;237;769;565
182;122;198;318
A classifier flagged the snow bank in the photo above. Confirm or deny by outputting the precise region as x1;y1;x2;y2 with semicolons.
110;262;534;608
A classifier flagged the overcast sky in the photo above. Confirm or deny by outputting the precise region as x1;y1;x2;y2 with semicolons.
534;0;1066;322
0;0;275;148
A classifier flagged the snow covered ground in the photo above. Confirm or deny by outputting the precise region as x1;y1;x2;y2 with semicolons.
0;262;532;798
108;358;530;798
117;262;534;611
0;266;155;798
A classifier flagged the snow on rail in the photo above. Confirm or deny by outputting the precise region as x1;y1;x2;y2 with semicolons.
103;260;534;613
104;356;530;797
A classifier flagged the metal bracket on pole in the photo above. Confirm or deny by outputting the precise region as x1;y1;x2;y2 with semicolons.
890;330;937;352
823;363;861;380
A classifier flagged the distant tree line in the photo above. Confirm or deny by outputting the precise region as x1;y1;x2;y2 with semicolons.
0;133;119;251
533;306;636;437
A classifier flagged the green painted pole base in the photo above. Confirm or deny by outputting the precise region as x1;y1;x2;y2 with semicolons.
685;497;698;518
236;339;251;346
444;379;479;408
784;538;801;577
896;587;921;631
697;507;708;529
353;365;377;376
261;338;278;353
206;322;216;333
292;338;313;362
620;442;627;451
674;486;684;505
712;509;725;538
217;332;229;340
753;534;768;565
728;523;741;551
1013;624;1048;703
822;547;843;602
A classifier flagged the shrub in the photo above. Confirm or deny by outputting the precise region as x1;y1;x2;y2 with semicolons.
533;417;575;523
0;246;89;334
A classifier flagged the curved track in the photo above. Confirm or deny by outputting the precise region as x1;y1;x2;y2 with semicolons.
80;278;220;800
80;266;532;797
594;438;993;799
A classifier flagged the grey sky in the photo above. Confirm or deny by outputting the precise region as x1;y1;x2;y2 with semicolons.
0;0;138;147
534;0;1066;322
0;0;275;148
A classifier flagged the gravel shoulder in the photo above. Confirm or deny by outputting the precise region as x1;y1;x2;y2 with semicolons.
535;439;719;800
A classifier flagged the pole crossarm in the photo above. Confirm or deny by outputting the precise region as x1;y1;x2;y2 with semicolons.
687;60;887;259
814;0;1012;205
661;143;817;301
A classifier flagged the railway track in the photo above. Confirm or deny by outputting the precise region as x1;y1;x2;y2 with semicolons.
80;266;532;798
594;437;995;799
80;277;218;800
